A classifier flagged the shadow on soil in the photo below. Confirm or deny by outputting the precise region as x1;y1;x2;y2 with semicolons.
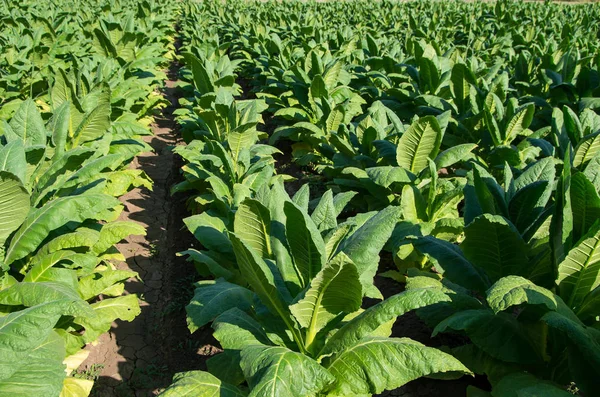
86;67;220;397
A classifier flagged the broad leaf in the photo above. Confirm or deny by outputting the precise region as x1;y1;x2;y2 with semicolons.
461;214;529;282
290;253;362;349
413;236;489;293
433;309;544;364
325;337;470;396
234;199;273;259
486;276;557;314
186;280;255;333
0;331;65;397
5;194;120;265
74;294;141;343
284;201;326;288
240;345;334;397
396;116;442;173
159;371;246;397
557;222;600;310
8;99;46;147
321;288;451;356
0;172;30;248
339;206;402;296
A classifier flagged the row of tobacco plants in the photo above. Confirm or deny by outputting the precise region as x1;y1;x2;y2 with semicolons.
0;0;178;395
162;1;600;396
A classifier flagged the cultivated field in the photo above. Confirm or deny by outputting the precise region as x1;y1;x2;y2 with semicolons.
1;1;599;396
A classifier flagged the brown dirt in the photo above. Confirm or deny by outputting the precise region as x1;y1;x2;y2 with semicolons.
77;52;220;397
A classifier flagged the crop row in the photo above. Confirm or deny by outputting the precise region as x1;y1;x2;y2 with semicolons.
0;0;178;395
161;1;600;397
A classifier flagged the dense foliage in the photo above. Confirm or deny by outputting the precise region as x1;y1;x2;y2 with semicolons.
3;0;600;396
163;0;600;396
0;0;177;395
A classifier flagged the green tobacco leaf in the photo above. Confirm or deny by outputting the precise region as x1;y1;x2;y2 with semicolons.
503;103;534;144
451;63;476;113
183;213;232;254
8;99;47;147
184;53;215;95
324;225;352;262
91;221;145;255
467;386;492;397
228;125;258;171
0;172;30;248
508;181;550;235
339;206;402;296
284;201;326;288
0;331;65;397
435;143;477;169
186;280;255;333
75;294;140;343
290;253;362;349
207;351;246;387
323;61;343;90
72;99;111;146
229;234;295;327
180;249;234;280
311;190;338;232
486;276;557;314
570;172;600;243
365;166;416;188
433;309;543;364
50;102;70;159
4;194;120;265
332;191;356;216
159;371;246;397
209;309;273;387
541;311;600;396
401;184;427;222
325;337;470;396
0;301;72;381
50;69;76;110
557;222;600;310
240;345;334;397
573;131;600;169
321;288;450;356
563;106;583;146
551;149;574;269
451;344;520;386
265;183;301;296
213;308;272;350
514;158;556;192
413;236;489;293
584;155;600;193
23;251;82;283
0;141;27;183
77;269;137;300
493;372;575;397
396;116;442;173
310;75;328;99
484;107;502;147
234;199;273;259
292;184;310;212
36;228;99;256
577;285;600;322
0;282;93;317
326;105;345;133
461;214;529;282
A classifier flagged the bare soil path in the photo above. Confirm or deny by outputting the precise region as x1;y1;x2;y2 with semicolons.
78;48;218;397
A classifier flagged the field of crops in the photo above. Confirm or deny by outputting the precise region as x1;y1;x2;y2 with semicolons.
1;0;600;396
